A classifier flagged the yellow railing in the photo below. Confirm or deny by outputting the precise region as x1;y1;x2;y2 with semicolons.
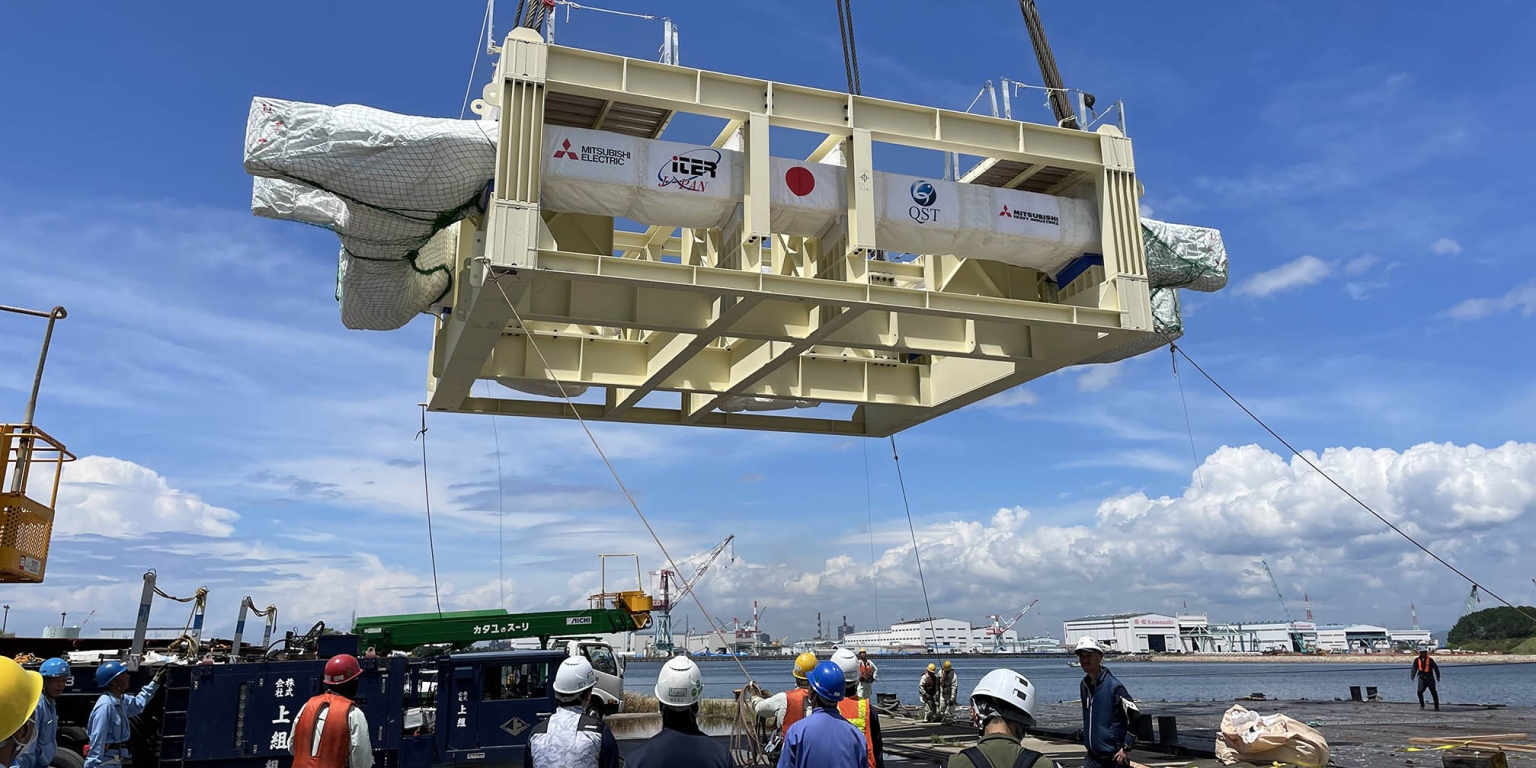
0;424;75;583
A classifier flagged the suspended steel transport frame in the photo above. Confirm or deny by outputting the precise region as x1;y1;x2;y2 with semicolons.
426;28;1153;436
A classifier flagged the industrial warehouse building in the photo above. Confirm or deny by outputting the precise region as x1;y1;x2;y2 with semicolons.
1062;613;1181;653
842;617;1018;652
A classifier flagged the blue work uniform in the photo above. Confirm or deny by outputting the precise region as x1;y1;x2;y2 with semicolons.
1080;669;1134;768
777;707;867;768
84;681;159;768
15;694;57;768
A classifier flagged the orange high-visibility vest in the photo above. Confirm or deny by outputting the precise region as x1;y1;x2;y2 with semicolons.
837;697;876;768
780;688;811;736
291;693;354;768
1416;657;1434;674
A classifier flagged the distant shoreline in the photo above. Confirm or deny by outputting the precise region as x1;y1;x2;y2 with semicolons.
1144;653;1536;664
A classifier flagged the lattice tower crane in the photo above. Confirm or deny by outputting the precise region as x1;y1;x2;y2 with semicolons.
984;599;1038;654
1260;560;1309;652
651;534;733;655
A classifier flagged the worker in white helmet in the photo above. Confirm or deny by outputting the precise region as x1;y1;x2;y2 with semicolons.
1075;637;1137;768
524;656;620;768
948;669;1058;768
627;656;732;768
831;648;885;768
854;649;879;701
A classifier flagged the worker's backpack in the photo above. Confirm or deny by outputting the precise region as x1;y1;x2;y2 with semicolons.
961;746;1043;768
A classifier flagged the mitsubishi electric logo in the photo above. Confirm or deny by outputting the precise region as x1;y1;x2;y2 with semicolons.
552;138;631;165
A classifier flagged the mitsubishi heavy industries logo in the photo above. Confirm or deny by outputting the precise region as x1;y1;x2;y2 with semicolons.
998;204;1060;226
552;138;631;165
658;148;721;192
908;179;940;223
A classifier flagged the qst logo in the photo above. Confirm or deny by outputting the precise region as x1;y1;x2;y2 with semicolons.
909;180;940;223
658;149;721;192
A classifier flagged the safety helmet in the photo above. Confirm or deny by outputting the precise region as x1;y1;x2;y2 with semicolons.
323;654;362;685
1073;637;1106;655
791;652;818;681
830;648;860;684
807;661;845;703
858;648;868;655
553;656;598;696
654;656;704;708
39;659;70;679
0;658;43;743
970;669;1037;731
95;661;129;689
942;660;952;670
926;663;937;673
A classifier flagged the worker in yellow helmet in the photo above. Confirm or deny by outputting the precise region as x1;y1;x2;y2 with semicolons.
0;657;44;768
918;663;942;722
939;660;960;718
754;652;819;737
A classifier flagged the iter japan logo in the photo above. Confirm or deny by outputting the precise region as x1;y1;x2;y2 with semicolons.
658;149;721;192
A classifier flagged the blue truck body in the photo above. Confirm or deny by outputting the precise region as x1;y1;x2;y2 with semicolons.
50;641;567;768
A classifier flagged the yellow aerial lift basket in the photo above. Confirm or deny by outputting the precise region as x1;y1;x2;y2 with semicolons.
0;423;74;583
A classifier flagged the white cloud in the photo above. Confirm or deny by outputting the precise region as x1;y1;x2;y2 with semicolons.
1076;363;1123;393
979;387;1039;408
1346;282;1386;301
49;456;240;538
689;441;1536;634
1442;281;1536;321
1431;238;1463;256
1238;256;1331;297
1344;254;1380;276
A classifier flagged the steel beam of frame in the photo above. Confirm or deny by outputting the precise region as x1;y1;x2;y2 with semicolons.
681;307;867;423
605;295;766;418
542;45;1115;171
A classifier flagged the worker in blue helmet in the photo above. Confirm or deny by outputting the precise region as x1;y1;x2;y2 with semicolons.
15;659;70;768
84;661;163;768
776;661;866;768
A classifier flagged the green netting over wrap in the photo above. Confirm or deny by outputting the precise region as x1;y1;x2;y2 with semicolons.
245;98;495;330
1142;218;1228;292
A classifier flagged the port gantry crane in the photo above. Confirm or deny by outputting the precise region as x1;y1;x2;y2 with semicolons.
984;599;1038;654
651;535;733;655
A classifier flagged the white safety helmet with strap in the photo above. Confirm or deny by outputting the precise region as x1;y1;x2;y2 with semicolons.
553;655;598;696
654;656;704;708
969;669;1037;732
830;648;860;684
1073;636;1107;655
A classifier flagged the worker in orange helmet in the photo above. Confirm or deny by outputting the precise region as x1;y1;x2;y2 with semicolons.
289;654;373;768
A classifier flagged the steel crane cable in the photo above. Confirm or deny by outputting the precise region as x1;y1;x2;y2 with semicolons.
888;436;938;652
834;0;863;96
416;405;446;617
1169;342;1536;630
460;1;495;120
489;273;756;687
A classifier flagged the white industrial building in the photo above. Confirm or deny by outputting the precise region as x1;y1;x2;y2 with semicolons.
842;617;1017;653
1389;629;1437;650
1315;624;1391;653
1063;613;1180;653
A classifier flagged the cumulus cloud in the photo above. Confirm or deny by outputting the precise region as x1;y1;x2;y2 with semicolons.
1430;238;1462;255
1442;281;1536;321
1344;254;1379;276
688;441;1536;635
1239;256;1331;297
48;456;239;538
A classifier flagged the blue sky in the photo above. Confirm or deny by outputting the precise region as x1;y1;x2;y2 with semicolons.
2;1;1534;643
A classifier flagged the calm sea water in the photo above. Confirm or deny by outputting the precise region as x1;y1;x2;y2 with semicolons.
625;656;1536;708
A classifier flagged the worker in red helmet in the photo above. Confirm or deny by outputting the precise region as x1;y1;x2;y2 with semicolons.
288;654;373;768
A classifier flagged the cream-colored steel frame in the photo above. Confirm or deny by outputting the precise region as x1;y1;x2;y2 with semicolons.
427;28;1151;436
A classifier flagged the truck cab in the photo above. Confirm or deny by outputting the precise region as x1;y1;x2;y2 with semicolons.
562;639;625;716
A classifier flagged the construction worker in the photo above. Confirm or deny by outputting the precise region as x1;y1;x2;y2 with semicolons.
1412;650;1442;711
855;649;879;700
627;656;731;768
830;648;885;768
755;652;818;736
0;658;43;768
1075;638;1137;768
15;659;68;768
919;663;943;722
777;661;867;768
949;669;1059;768
85;661;163;768
525;656;620;768
288;653;372;768
940;661;960;715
